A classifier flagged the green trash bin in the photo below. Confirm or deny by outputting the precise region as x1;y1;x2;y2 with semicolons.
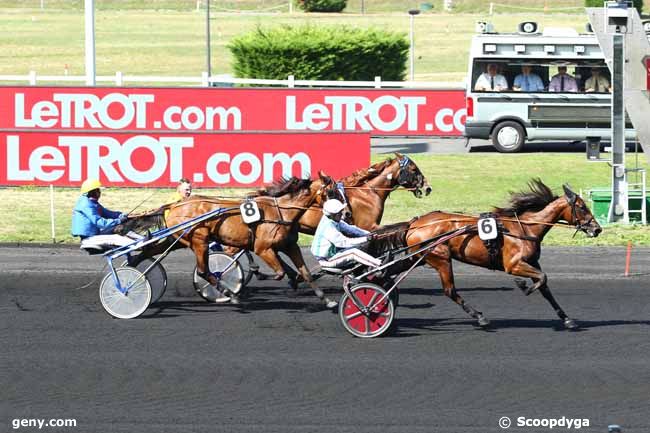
588;188;649;224
589;189;611;225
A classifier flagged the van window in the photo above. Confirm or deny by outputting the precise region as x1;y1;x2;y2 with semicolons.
471;59;609;93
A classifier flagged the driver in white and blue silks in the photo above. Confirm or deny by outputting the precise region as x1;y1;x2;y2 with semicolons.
311;199;381;269
71;179;133;249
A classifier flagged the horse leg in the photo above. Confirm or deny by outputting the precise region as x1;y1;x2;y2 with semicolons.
508;260;547;296
192;234;219;287
255;248;288;281
528;261;578;330
276;254;299;291
284;242;338;309
424;252;490;328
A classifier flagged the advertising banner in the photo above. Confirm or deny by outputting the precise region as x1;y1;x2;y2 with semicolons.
0;86;466;136
0;131;370;187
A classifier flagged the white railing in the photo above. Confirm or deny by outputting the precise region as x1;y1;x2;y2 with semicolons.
0;71;466;89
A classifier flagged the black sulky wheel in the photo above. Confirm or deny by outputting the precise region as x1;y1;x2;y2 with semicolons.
339;283;395;338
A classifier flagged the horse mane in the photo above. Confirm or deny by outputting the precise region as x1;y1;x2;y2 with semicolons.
114;205;168;236
493;178;558;216
339;158;393;186
365;221;410;257
254;176;313;197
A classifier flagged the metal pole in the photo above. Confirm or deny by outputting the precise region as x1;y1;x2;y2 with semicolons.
84;0;96;86
609;32;628;223
409;14;415;81
361;0;365;14
206;0;211;79
49;184;56;243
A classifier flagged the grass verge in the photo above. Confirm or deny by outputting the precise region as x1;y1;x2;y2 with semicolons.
2;153;649;246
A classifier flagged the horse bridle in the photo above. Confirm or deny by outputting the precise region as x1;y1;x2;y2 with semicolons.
566;194;594;235
397;156;424;192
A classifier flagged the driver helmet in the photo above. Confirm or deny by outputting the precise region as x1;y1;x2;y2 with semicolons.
323;199;345;216
80;179;102;194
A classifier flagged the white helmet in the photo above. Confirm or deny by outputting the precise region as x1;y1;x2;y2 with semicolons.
323;199;345;216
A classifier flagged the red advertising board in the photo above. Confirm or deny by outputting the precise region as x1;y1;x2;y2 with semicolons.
0;86;464;187
0;86;466;136
0;131;370;187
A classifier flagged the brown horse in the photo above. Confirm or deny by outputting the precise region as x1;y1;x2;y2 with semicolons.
297;152;432;234
368;179;602;330
118;175;338;307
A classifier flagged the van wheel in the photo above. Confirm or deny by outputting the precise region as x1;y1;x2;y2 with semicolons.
492;121;525;153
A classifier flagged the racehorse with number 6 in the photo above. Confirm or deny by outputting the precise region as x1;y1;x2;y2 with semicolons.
367;179;602;330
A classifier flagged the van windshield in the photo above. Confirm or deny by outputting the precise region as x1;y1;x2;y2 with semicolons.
471;59;611;94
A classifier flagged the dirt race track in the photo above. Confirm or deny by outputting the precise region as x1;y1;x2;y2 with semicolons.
2;245;650;433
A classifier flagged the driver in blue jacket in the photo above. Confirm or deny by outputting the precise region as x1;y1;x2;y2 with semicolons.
71;179;132;248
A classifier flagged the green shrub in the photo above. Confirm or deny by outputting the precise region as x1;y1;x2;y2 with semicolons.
298;0;347;12
584;0;643;10
228;25;408;81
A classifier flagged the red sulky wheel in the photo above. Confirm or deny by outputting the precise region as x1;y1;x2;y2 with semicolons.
339;283;395;338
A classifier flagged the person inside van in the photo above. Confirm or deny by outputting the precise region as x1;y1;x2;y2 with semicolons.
474;63;508;91
548;66;578;92
585;67;611;93
513;65;545;92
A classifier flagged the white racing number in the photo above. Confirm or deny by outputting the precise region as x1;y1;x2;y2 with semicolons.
240;200;261;224
477;218;498;241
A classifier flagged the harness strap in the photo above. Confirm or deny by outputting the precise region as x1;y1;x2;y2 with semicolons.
479;212;502;270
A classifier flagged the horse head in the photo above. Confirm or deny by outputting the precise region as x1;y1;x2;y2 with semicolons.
317;170;353;222
394;152;432;198
562;184;602;237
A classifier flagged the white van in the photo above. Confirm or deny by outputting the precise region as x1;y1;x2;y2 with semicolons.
464;22;635;152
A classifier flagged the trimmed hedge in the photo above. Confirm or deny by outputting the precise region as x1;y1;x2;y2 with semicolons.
228;25;409;81
584;0;643;10
298;0;347;12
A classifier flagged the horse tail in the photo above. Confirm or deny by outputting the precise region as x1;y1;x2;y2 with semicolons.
115;206;168;236
366;221;410;257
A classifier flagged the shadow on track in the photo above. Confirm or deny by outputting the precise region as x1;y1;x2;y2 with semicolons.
391;317;650;337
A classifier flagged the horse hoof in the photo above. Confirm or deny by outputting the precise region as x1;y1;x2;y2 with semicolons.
325;299;339;310
564;318;578;330
524;286;539;296
478;316;490;328
229;295;241;305
514;278;528;291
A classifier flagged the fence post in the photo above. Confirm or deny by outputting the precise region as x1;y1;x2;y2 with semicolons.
201;71;209;87
489;2;494;15
50;184;56;243
115;71;123;86
289;0;293;13
374;76;382;88
196;0;201;12
288;75;295;88
29;70;37;85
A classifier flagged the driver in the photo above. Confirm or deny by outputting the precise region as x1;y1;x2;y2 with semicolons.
311;199;381;268
71;179;132;248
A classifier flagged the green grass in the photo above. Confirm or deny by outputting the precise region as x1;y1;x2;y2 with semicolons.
2;153;649;246
0;8;594;82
